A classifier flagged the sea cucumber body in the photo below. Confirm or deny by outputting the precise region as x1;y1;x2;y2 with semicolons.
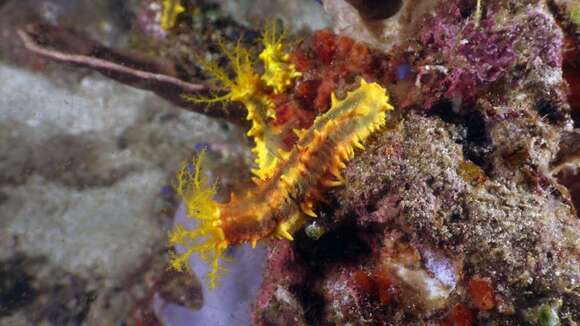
220;80;393;245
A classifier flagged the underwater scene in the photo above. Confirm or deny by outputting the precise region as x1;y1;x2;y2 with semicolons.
0;0;579;325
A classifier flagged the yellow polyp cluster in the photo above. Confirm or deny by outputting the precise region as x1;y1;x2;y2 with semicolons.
168;151;228;288
186;42;259;104
160;0;185;31
259;21;302;94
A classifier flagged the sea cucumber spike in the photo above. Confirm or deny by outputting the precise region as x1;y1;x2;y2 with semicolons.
247;98;284;180
329;166;343;180
330;93;338;107
293;128;307;139
277;211;307;240
354;140;365;150
276;224;295;241
348;146;355;158
300;202;317;218
277;148;291;161
160;0;185;31
280;175;292;187
321;177;344;187
335;158;347;170
298;154;310;166
338;147;350;161
251;177;264;186
311;133;324;147
264;99;277;119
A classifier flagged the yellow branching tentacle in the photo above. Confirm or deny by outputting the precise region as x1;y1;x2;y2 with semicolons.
169;151;227;288
187;41;253;103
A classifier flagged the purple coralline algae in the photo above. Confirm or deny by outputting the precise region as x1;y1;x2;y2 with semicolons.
398;1;565;111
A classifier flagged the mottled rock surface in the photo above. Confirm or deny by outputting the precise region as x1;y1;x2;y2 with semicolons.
253;0;580;325
0;61;241;325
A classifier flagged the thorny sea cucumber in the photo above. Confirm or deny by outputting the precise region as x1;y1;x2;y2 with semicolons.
168;22;394;288
170;79;393;288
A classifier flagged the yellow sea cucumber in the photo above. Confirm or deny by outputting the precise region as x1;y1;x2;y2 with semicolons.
170;79;393;288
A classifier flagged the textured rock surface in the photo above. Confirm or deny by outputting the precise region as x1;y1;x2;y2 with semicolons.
0;48;240;326
255;109;578;324
252;0;580;325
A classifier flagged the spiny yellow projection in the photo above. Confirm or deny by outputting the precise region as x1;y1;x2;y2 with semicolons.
170;79;394;288
160;0;185;31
